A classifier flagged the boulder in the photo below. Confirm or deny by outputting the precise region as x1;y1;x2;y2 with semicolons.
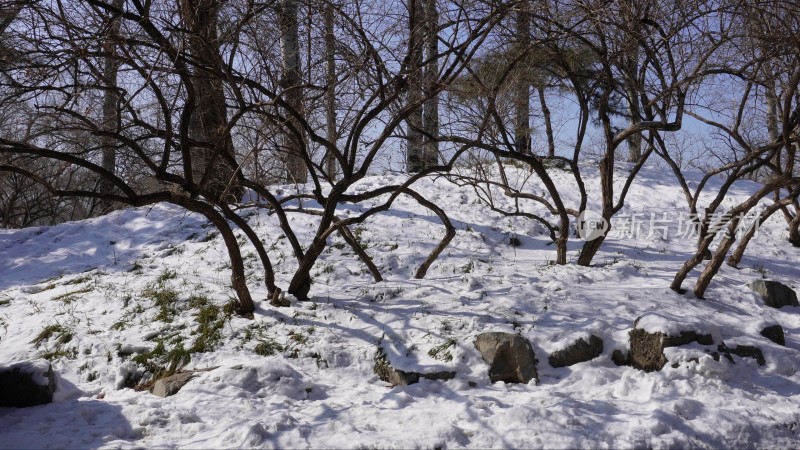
0;360;56;407
748;280;799;309
628;329;713;372
152;371;195;397
474;332;537;384
760;324;785;346
548;335;603;368
373;350;455;387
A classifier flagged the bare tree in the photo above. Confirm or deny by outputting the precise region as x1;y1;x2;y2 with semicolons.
659;0;800;297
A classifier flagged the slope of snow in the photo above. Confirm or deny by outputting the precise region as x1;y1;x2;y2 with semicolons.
1;165;799;448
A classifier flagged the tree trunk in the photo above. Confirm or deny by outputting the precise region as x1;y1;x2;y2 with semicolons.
323;4;337;181
513;5;530;155
218;203;277;296
670;243;710;293
625;47;642;163
538;87;555;158
406;0;425;173
577;234;606;266
180;0;242;202
789;212;800;247
421;0;439;167
175;198;255;315
694;214;747;298
98;0;123;213
728;202;781;267
278;0;308;183
555;214;568;264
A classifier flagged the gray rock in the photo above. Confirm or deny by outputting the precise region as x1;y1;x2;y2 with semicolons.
474;332;537;384
760;324;785;346
628;328;714;372
373;349;455;386
0;360;56;407
611;349;627;366
152;372;195;397
718;344;765;366
748;280;799;309
549;335;603;368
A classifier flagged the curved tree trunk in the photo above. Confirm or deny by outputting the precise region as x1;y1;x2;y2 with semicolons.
728;202;782;267
577;234;606;266
169;198;255;315
217;204;277;296
694;216;746;298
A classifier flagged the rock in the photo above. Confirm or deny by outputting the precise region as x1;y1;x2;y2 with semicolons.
611;349;627;366
718;344;765;366
663;331;714;347
548;335;603;368
628;329;714;372
0;360;56;407
474;332;537;384
373;349;455;387
627;328;668;372
748;280;799;309
152;372;195;397
760;324;785;346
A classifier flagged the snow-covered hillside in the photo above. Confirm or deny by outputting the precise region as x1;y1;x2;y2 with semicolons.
1;165;799;448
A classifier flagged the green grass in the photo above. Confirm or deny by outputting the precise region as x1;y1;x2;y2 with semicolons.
189;303;227;353
32;323;77;361
64;275;93;285
51;286;93;303
32;323;73;347
428;338;457;362
132;338;191;380
142;281;180;322
254;339;283;356
156;269;178;283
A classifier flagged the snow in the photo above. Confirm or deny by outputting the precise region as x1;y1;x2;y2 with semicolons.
1;165;799;448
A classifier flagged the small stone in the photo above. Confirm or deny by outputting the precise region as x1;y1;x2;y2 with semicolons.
718;344;765;366
663;331;713;347
611;349;627;366
548;335;603;368
152;372;195;397
373;349;455;387
760;324;785;346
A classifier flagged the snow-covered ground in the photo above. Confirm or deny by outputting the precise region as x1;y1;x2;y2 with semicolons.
1;165;799;448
